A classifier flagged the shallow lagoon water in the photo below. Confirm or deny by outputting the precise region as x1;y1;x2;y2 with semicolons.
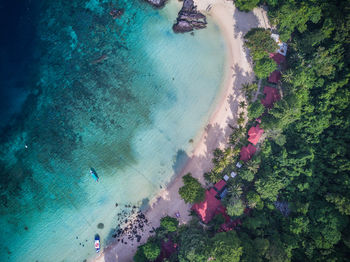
0;0;226;261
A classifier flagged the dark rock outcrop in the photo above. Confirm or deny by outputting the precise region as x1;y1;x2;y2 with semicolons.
173;0;207;33
144;0;167;8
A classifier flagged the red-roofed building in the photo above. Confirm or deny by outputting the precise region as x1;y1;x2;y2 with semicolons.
192;180;228;224
220;218;242;232
248;124;264;145
268;70;281;84
214;180;226;191
240;144;257;162
269;52;286;64
156;239;177;262
192;189;223;223
261;86;281;109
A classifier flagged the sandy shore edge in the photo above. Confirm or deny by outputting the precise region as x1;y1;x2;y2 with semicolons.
95;1;269;261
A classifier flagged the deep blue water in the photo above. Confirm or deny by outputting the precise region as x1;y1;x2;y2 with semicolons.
0;0;40;129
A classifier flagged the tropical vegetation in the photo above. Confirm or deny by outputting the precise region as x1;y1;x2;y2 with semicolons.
134;0;350;261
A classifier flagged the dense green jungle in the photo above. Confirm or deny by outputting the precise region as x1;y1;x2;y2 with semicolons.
133;0;350;261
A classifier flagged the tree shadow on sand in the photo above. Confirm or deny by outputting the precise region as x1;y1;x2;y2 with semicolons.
233;8;260;66
225;63;255;136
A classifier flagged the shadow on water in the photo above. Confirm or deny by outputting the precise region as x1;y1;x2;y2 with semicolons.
140;198;150;212
172;149;190;175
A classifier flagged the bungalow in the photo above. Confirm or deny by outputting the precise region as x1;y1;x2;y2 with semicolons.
270;33;287;65
248;124;264;145
268;70;282;84
240;144;257;162
192;180;227;223
261;86;281;109
269;52;286;65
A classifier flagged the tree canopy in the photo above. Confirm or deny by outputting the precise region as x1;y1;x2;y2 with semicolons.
134;0;350;261
179;173;205;204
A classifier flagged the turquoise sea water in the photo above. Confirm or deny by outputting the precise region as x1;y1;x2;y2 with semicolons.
0;0;226;261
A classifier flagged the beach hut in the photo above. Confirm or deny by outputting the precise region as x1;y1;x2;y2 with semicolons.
248;124;264;145
271;33;288;56
192;180;228;223
261;86;281;109
269;52;286;65
192;188;223;223
268;70;281;84
240;144;257;162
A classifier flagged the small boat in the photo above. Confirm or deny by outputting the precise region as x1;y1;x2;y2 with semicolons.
94;234;100;253
90;168;99;182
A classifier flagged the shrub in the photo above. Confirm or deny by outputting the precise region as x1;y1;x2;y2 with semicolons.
248;101;265;119
179;173;205;204
142;241;161;261
160;216;179;232
254;57;277;79
246;191;261;208
244;28;278;57
227;198;245;217
235;0;260;12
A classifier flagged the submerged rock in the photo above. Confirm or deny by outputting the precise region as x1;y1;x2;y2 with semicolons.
173;0;207;33
144;0;167;8
97;223;104;229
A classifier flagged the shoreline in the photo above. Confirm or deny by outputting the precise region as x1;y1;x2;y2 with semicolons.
95;1;269;261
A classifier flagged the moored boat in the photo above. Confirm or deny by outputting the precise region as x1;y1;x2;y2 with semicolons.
90;168;99;182
94;234;100;253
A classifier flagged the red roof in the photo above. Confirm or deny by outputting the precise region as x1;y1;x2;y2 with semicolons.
220;218;242;232
269;52;286;64
192;188;223;223
156;239;177;262
240;144;257;162
214;180;227;191
261;86;281;108
248;124;264;145
268;70;281;84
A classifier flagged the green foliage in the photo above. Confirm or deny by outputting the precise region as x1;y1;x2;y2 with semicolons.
224;183;245;217
134;247;148;262
255;175;286;201
246;191;262;208
209;231;243;261
240;167;255;182
242;82;258;101
135;239;161;262
254;57;277;79
235;0;260;12
229;126;246;145
142;241;161;261
210;213;226;232
244;28;278;59
207;147;239;183
269;2;322;41
227;198;245;217
248;100;265;119
179;173;205;204
135;1;350;261
160;216;179;232
254;238;270;258
178;225;209;262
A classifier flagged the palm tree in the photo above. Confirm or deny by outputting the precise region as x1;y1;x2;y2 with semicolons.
227;183;243;199
237;116;245;126
282;69;293;83
239;101;246;109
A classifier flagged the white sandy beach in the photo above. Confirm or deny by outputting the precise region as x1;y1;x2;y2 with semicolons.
95;1;269;261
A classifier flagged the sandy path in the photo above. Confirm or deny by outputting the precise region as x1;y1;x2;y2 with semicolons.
95;1;268;261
